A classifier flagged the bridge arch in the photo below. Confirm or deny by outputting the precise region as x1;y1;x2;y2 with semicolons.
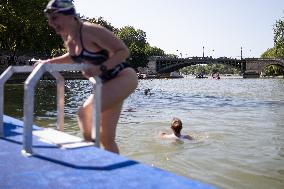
245;58;284;75
146;57;284;77
261;63;284;75
148;57;245;74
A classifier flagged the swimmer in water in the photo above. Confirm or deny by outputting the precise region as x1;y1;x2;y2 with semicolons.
160;117;193;140
144;88;151;95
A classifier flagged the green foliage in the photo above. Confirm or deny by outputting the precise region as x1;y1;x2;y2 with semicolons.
273;19;284;57
180;64;240;75
261;48;277;58
261;16;284;58
1;0;283;76
145;44;165;57
0;1;165;68
115;26;166;68
262;65;283;76
0;24;6;33
260;15;284;75
0;0;63;57
83;16;117;32
51;48;67;57
116;26;148;68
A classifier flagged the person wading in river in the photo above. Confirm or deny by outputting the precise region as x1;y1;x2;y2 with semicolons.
160;118;193;140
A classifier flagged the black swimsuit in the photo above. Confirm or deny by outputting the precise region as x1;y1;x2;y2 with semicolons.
70;23;132;82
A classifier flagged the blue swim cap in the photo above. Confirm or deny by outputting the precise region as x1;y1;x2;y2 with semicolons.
44;0;76;16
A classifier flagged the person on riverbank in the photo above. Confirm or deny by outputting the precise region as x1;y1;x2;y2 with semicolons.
39;0;138;154
160;118;193;140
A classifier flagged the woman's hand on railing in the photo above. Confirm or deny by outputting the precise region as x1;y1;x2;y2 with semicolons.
33;59;50;68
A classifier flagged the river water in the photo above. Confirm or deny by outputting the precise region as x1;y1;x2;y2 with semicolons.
4;76;284;189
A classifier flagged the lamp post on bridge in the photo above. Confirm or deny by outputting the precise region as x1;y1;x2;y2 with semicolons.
241;46;243;59
176;50;183;58
202;46;204;58
176;50;179;58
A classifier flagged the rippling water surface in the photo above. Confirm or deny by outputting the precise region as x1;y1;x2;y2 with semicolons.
4;77;284;189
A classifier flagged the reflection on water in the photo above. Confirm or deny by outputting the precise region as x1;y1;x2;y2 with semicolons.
4;77;284;189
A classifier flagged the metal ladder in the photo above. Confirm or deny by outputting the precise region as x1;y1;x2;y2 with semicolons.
0;63;101;155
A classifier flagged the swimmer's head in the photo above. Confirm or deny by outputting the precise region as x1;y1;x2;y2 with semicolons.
171;117;182;135
44;0;76;17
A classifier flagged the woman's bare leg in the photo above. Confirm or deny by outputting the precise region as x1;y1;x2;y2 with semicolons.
77;68;138;153
77;94;94;141
100;102;123;153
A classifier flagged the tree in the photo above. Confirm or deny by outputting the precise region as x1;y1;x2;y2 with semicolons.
262;15;284;58
145;44;165;57
261;48;277;58
261;14;284;75
84;16;117;32
116;26;148;68
180;64;240;75
274;18;284;57
0;0;63;57
262;65;283;76
0;0;167;69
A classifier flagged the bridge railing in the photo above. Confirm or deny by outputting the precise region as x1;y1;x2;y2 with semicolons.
152;56;246;73
0;63;101;155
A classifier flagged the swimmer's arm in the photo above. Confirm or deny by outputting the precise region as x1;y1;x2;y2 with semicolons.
46;53;74;64
184;135;193;140
34;53;74;67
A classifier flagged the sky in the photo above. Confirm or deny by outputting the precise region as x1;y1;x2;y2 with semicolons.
74;0;284;58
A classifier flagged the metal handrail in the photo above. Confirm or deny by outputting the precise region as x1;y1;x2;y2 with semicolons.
0;63;101;155
0;66;65;136
0;66;34;137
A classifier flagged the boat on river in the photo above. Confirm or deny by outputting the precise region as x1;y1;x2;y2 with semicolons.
170;71;184;78
195;74;208;79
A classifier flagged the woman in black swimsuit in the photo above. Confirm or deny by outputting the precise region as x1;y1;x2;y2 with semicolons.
41;0;138;154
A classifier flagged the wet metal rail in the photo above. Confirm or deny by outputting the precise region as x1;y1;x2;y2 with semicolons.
0;63;101;155
0;66;33;137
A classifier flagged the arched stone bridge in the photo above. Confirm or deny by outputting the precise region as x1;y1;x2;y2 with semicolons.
147;56;284;76
245;58;284;74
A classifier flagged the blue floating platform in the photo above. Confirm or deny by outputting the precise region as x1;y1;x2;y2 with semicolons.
0;115;217;189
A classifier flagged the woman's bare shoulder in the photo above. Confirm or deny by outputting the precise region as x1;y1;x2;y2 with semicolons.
159;131;167;137
159;133;178;139
84;22;109;33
